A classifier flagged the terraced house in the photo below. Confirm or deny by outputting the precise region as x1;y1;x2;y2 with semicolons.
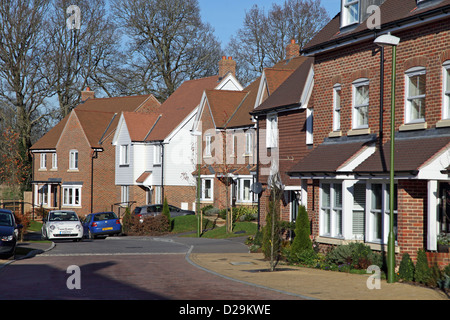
30;89;160;217
288;0;450;266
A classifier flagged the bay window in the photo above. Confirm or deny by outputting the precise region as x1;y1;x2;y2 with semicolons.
63;185;81;207
320;182;343;238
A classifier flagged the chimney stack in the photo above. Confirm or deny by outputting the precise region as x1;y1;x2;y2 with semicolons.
286;39;300;60
81;87;95;102
218;56;236;79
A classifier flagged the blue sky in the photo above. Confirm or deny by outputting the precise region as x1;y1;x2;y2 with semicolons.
197;0;340;47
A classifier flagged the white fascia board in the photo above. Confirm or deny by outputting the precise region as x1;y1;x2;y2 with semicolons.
299;66;315;108
337;144;377;173
216;73;244;91
111;113;126;146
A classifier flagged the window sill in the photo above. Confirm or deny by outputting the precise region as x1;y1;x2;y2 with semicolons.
67;169;79;172
328;130;342;138
399;122;427;131
436;119;450;128
38;168;47;172
347;127;370;136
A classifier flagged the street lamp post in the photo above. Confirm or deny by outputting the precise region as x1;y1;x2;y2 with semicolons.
374;32;400;284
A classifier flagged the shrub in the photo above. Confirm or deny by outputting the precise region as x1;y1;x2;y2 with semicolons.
290;205;312;254
14;212;30;241
128;215;170;236
398;253;415;282
121;207;132;234
414;249;431;285
326;243;382;269
162;197;171;221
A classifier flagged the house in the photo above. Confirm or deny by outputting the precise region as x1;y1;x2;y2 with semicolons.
30;89;161;217
250;41;315;227
112;57;242;211
192;65;260;210
288;0;450;266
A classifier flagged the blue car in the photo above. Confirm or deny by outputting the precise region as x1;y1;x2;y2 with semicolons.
83;212;122;239
0;209;22;257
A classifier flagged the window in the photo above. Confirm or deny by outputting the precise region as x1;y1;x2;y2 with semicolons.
306;108;314;145
245;131;253;155
153;145;162;165
333;84;342;131
154;186;162;204
52;153;58;169
40;153;47;169
369;183;398;243
352;183;366;240
320;182;343;238
121;186;129;205
266;114;278;148
405;67;426;123
342;0;360;27
236;178;253;203
201;178;213;201
205;135;212;157
38;185;48;205
352;79;369;129
69;150;78;170
120;145;129;165
62;185;81;207
443;62;450;119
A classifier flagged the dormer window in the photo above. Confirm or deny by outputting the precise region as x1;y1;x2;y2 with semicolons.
341;0;360;28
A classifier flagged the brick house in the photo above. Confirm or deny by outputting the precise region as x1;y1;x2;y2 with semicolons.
112;58;242;211
192;63;260;210
30;89;160;217
250;44;315;227
288;0;450;266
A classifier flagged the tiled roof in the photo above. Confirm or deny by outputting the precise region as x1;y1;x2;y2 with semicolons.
252;56;313;113
205;90;251;128
31;94;159;150
146;76;220;141
303;0;450;54
122;112;162;142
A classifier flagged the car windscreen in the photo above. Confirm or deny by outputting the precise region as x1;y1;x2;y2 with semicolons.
0;212;13;227
93;212;118;221
49;212;79;221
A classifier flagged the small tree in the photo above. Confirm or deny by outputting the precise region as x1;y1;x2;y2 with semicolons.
290;205;312;254
398;253;415;282
162;197;171;221
414;249;431;284
262;173;283;271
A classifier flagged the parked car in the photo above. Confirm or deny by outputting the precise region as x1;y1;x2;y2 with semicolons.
0;209;22;257
83;211;122;239
41;210;83;242
133;204;194;221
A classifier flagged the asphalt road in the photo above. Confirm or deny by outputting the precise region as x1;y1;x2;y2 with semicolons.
0;235;303;302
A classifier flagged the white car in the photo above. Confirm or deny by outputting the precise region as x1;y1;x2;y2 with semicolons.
42;210;83;241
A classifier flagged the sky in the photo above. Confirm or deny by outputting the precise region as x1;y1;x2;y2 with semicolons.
197;0;340;47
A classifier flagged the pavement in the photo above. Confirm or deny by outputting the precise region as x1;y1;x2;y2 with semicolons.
2;232;449;300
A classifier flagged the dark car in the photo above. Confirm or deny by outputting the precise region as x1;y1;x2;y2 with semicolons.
83;212;122;239
133;204;194;221
0;209;22;257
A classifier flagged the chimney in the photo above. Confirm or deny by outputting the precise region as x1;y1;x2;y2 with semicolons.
81;87;95;102
286;39;300;60
218;56;236;79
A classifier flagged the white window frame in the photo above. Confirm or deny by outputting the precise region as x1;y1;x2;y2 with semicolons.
40;153;47;170
341;0;360;28
245;131;253;156
38;185;49;206
266;114;278;148
62;185;81;207
352;182;366;240
120;144;129;165
367;182;398;244
201;177;214;201
333;84;342;131
153;145;162;165
306;108;314;145
121;185;129;205
405;67;426;124
442;61;450;120
352;79;369;129
205;135;212;157
69;150;79;170
51;153;58;169
154;186;162;204
236;177;253;203
320;182;343;238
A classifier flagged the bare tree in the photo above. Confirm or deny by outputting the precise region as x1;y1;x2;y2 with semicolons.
44;0;121;119
111;0;223;101
228;0;329;85
0;0;52;189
